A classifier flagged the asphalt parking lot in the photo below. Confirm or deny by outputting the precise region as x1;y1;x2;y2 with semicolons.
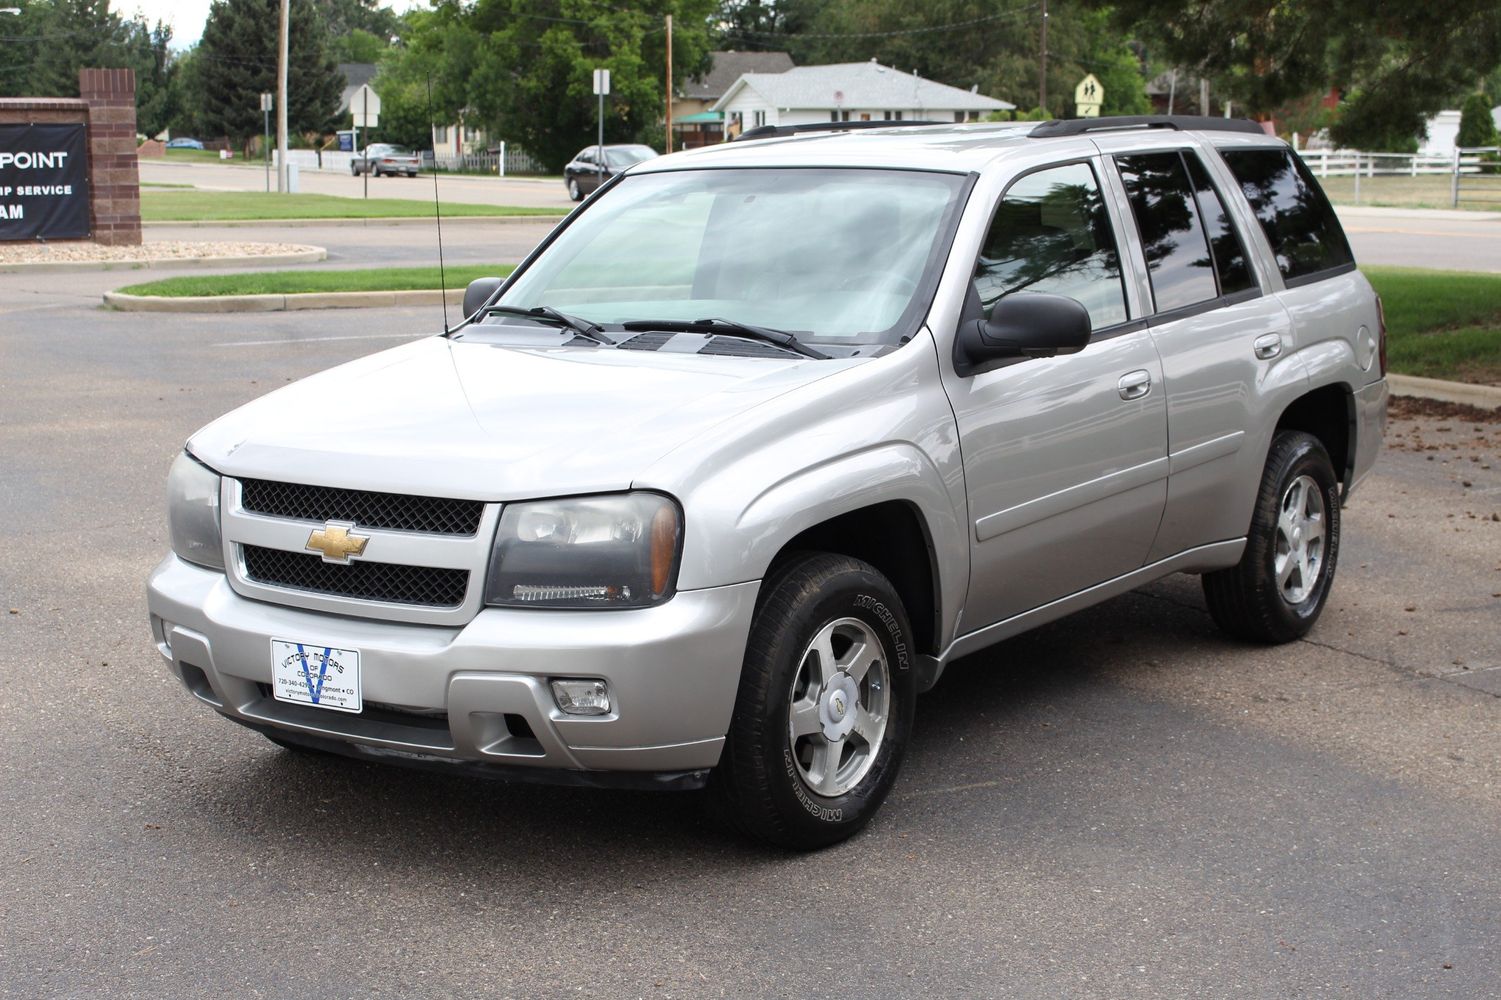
3;220;1501;998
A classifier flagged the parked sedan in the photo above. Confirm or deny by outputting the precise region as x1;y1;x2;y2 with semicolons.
352;144;421;177
563;143;659;200
165;137;204;150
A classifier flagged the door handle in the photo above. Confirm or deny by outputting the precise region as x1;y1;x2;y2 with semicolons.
1254;333;1283;360
1118;370;1152;400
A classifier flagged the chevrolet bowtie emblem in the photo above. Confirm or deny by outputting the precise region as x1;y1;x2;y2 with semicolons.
306;521;370;563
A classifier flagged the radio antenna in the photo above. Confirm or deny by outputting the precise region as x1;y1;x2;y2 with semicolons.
426;75;451;334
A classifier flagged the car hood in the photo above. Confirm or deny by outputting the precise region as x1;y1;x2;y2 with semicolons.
188;335;851;499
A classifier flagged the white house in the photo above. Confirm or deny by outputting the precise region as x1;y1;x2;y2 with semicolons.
712;60;1012;136
1420;106;1501;156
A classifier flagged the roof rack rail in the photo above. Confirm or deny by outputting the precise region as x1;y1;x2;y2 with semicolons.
1029;115;1269;139
734;119;947;142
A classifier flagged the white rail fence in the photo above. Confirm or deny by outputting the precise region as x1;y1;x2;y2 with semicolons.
1298;147;1501;207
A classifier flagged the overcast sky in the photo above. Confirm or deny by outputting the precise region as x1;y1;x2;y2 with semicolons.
118;0;427;48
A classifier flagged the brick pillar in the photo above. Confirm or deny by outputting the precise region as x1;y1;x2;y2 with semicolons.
79;68;141;246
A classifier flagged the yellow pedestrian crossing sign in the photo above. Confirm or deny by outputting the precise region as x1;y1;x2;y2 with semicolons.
1075;74;1103;118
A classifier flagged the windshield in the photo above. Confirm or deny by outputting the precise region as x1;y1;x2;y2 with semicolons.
497;167;968;343
605;145;658;168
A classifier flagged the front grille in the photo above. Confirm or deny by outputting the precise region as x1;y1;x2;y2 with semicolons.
240;479;483;535
242;545;468;608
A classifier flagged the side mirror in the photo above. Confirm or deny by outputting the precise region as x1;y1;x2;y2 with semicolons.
463;276;504;320
955;292;1091;376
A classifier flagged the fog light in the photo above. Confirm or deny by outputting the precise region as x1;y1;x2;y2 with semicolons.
551;678;611;716
157;617;177;656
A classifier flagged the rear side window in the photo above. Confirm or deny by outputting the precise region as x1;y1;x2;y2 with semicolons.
1183;153;1255;295
1219;148;1354;284
976;162;1128;331
1115;152;1218;313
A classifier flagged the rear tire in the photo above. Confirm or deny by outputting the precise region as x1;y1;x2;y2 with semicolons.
1203;430;1341;643
710;552;917;850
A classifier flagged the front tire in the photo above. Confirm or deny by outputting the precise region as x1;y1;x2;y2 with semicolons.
567;178;582;202
711;553;917;849
1203;430;1341;643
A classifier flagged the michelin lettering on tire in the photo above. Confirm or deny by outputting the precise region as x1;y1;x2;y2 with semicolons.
855;593;909;670
784;748;843;822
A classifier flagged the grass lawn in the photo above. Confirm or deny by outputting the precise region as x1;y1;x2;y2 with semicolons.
118;264;515;298
140;190;561;222
1320;173;1501;211
160;147;233;164
1363;266;1501;385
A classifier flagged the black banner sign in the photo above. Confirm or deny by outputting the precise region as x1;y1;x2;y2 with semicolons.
0;123;91;241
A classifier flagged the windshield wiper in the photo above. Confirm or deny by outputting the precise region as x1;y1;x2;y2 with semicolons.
619;317;827;359
482;305;613;346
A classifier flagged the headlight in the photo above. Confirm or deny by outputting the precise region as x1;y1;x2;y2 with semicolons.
484;492;681;609
167;450;223;570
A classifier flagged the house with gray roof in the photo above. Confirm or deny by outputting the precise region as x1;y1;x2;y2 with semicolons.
673;51;796;148
712;60;1012;136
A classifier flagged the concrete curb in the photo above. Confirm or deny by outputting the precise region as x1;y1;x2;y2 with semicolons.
1;246;327;274
144;215;565;229
103;286;465;313
1388;373;1501;409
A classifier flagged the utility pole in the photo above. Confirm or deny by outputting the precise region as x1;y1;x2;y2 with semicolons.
665;14;673;154
1038;0;1048;116
275;0;289;192
1200;77;1209;117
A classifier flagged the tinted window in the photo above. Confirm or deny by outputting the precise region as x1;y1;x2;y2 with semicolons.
1116;152;1218;312
1183;152;1255;295
1219;148;1353;282
976;162;1128;331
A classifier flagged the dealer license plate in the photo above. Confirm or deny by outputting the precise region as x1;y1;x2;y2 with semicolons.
270;639;362;713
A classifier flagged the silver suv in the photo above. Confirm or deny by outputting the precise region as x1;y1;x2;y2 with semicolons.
148;116;1387;849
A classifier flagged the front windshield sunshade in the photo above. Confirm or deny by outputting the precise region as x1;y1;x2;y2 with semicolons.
497;167;969;344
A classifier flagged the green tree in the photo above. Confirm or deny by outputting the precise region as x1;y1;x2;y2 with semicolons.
1090;0;1501;148
314;0;399;40
710;1;1149;117
385;0;718;171
1457;92;1498;148
335;28;391;64
192;0;343;148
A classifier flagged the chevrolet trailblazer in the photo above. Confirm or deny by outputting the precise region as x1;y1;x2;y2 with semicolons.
148;116;1386;848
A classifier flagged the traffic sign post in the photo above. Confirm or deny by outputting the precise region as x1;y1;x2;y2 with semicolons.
260;92;273;192
350;84;381;200
1074;73;1103;118
593;68;610;187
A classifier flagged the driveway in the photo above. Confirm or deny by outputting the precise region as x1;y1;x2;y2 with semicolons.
1;245;1499;996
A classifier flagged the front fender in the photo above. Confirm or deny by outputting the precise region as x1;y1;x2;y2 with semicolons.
637;332;969;649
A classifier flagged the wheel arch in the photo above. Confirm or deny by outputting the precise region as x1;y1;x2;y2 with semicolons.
767;500;943;662
1274;381;1355;488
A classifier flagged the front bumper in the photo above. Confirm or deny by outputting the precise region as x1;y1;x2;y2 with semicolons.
147;555;758;784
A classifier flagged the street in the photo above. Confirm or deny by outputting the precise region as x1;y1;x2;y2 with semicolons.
139;158;576;211
2;215;1501;998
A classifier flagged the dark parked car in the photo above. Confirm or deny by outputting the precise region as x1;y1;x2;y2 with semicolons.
352;144;421;177
563;143;659;201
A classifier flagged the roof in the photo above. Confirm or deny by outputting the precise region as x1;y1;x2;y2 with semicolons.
636;117;1286;176
337;63;378;115
682;51;795;101
712;61;1013;113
